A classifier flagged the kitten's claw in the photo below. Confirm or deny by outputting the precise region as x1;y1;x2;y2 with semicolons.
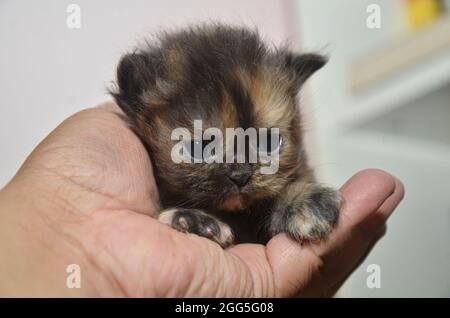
270;186;342;242
158;208;234;248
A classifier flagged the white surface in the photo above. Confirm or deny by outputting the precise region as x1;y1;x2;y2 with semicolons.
333;129;450;297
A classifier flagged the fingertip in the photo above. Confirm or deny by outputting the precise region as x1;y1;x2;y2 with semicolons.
375;176;405;221
394;176;405;202
341;168;396;195
338;169;400;228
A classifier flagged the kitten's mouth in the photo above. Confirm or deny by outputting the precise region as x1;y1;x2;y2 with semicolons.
220;193;245;211
220;189;271;211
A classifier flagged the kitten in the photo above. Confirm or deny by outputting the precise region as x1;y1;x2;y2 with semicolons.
111;24;341;247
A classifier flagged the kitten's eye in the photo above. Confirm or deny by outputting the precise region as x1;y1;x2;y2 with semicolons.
258;131;283;155
183;139;214;160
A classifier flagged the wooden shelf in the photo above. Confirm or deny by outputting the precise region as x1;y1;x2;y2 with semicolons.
351;14;450;92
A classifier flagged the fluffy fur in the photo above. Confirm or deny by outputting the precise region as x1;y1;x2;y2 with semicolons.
111;24;341;246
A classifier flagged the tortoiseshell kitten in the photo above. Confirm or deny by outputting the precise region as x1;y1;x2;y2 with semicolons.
112;24;341;247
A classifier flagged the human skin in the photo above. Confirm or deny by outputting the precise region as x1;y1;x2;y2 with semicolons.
0;102;404;297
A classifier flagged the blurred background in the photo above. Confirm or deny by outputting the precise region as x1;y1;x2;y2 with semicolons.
1;0;449;297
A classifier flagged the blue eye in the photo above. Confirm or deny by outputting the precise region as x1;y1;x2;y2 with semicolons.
258;132;283;154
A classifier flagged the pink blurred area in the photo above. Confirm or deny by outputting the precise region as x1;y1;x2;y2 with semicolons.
127;0;299;45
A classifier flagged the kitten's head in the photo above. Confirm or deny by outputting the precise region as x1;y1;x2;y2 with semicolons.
112;25;326;211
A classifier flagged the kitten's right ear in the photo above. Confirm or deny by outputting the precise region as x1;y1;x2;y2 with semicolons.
285;53;327;89
112;52;155;117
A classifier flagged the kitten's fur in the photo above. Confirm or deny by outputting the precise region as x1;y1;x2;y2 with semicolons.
112;24;341;247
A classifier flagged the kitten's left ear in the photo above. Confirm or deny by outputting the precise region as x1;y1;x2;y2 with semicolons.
286;53;327;87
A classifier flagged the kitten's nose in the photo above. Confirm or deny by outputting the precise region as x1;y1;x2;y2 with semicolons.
227;170;251;187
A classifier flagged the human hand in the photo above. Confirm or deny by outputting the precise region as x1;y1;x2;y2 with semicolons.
0;102;404;297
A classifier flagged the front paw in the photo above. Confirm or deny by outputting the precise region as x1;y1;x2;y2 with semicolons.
270;185;342;241
158;208;234;248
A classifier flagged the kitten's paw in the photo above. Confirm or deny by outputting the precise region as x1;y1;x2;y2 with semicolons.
270;186;342;242
158;208;234;248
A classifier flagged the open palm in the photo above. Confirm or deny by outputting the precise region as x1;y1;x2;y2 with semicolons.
1;102;404;297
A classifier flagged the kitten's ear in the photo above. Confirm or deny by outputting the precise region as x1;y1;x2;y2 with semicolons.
286;53;327;88
112;52;155;117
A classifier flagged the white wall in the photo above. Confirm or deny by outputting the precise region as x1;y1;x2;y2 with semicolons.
295;0;450;297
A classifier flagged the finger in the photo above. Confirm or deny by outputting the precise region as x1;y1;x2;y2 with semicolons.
377;177;405;217
338;169;399;230
346;174;404;244
323;177;404;295
303;171;405;296
325;224;386;296
254;169;403;297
